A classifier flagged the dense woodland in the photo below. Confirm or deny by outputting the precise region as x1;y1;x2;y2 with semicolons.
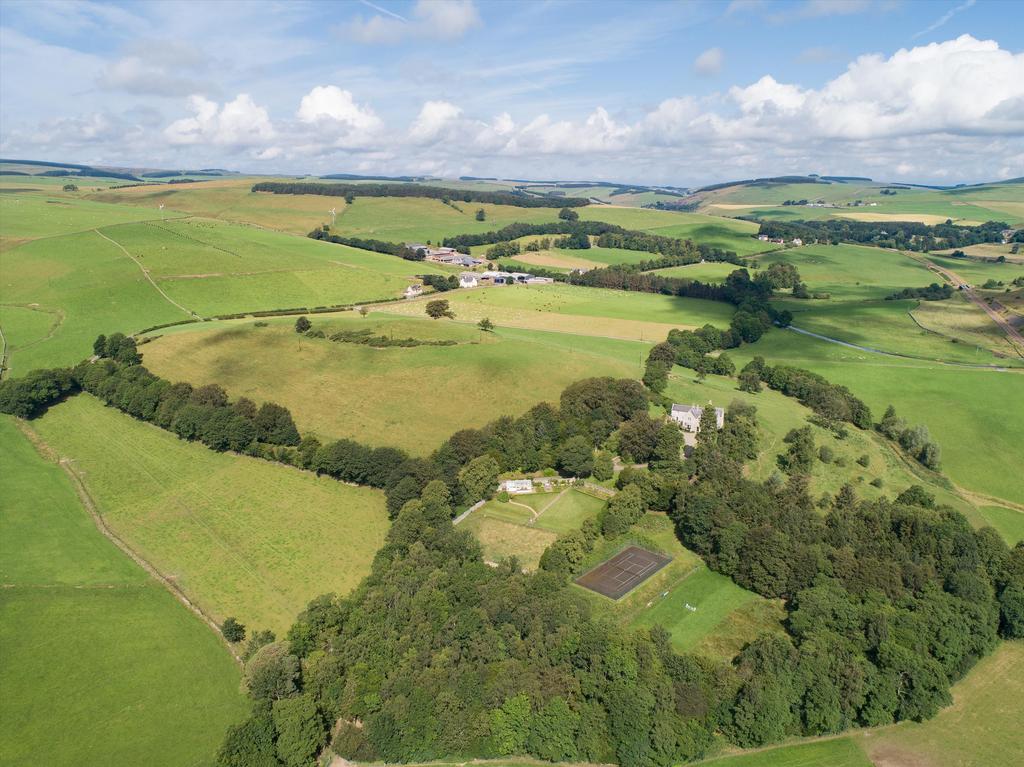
251;181;589;208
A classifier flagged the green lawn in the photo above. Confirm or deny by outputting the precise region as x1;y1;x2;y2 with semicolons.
31;395;390;634
629;566;762;652
139;313;641;455
977;506;1024;545
533;489;607;534
0;417;246;767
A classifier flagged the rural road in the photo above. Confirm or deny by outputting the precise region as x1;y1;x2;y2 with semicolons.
913;254;1024;354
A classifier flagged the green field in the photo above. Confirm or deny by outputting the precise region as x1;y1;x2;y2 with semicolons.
629;566;763;652
0;417;246;766
0;214;451;373
647;261;749;281
730;329;1024;508
30;395;390;634
576;205;777;256
532;488;607;533
699;738;872;767
924;254;1024;285
139;313;641;455
780;298;1020;366
0;192;170;247
385;283;735;341
753;243;936;302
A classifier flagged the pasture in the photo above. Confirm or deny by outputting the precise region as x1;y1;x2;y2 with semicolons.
384;283;735;341
700;739;872;767
31;395;390;634
646;261;746;281
575;205;776;256
752;243;936;302
729;329;1024;509
0;417;246;766
924;253;1024;286
0;192;167;248
139;314;641;455
781;298;1020;366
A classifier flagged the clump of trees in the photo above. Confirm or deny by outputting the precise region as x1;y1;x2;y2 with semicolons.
878;405;942;469
425;299;455;319
0;367;78;418
887;283;954;301
753;218;1012;252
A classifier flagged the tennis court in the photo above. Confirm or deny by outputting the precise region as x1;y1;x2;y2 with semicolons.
575;545;672;600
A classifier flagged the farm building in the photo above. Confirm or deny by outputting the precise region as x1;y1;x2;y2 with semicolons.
459;272;479;288
403;283;423;299
670;403;724;432
501;478;534;494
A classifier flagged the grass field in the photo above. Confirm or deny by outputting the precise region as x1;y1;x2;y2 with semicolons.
384;283;735;341
457;489;606;569
102;217;449;317
752;244;936;302
976;506;1024;545
781;298;1020;366
924;254;1024;286
458;514;557;570
0;192;170;248
0;417;246;766
0;214;451;373
30;395;390;634
575;205;778;256
647;261;749;281
911;293;1024;360
629;565;764;652
700;738;873;767
729;329;1024;509
139;314;640;455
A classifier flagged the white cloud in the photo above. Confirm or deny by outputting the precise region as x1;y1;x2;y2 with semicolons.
164;94;274;147
409;100;463;143
913;0;976;39
345;0;480;44
297;86;381;131
694;47;724;76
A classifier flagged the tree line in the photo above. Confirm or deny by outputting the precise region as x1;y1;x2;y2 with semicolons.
307;228;423;260
251;181;589;208
753;218;1013;252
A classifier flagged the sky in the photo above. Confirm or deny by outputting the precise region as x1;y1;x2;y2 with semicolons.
1;0;1023;186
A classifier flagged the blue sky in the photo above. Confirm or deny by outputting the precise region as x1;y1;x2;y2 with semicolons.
1;0;1022;185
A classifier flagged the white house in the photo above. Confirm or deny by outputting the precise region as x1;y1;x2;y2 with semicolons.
404;283;423;299
670;403;725;432
501;478;534;494
791;238;803;246
459;272;479;288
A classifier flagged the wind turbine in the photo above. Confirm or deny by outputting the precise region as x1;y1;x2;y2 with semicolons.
329;207;337;226
158;203;165;220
